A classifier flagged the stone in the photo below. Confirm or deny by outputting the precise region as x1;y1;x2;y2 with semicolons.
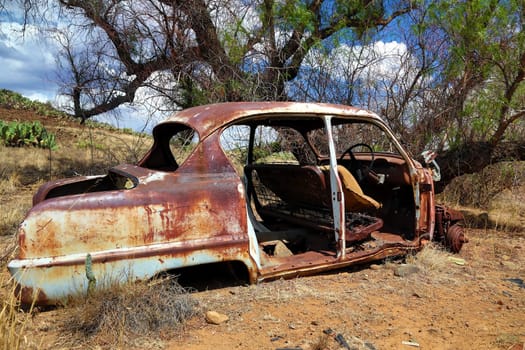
394;264;420;277
205;311;229;325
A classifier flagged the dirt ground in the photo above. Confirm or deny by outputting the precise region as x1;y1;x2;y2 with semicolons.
4;227;522;350
161;228;524;350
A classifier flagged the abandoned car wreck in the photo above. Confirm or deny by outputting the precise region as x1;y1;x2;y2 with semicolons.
8;102;467;304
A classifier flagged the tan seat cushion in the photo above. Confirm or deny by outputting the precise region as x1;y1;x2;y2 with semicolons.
321;165;381;212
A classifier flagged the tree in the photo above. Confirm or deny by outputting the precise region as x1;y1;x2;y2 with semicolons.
4;0;524;187
6;0;415;122
288;3;451;153
422;0;525;188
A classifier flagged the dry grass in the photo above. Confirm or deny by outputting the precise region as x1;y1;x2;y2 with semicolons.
60;276;199;349
0;172;21;195
0;125;151;237
0;274;38;350
0;203;28;237
0;236;17;265
405;243;451;273
439;161;525;209
438;161;525;232
0;129;150;180
310;333;331;350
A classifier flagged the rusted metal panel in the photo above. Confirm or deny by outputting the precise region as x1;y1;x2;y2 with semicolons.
155;102;382;141
416;166;436;237
19;173;247;259
258;244;419;282
32;175;106;205
10;242;255;304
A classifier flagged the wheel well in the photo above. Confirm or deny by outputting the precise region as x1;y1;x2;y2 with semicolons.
163;260;250;291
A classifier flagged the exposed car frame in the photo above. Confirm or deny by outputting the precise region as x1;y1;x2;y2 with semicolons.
8;102;466;305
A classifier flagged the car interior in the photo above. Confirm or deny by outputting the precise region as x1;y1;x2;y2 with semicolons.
221;116;418;266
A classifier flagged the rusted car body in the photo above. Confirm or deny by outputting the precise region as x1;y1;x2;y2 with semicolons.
8;102;466;304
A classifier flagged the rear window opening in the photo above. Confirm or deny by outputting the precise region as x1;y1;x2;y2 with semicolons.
139;124;199;171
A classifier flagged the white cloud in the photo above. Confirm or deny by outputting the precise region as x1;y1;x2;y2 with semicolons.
309;40;408;80
93;74;176;133
0;21;58;101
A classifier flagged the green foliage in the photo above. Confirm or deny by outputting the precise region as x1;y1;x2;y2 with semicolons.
0;120;57;150
252;141;282;160
429;0;524;80
0;89;67;118
221;19;250;65
274;0;316;32
337;0;384;31
423;0;525;146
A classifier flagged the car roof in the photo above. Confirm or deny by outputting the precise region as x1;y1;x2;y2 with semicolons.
154;102;382;139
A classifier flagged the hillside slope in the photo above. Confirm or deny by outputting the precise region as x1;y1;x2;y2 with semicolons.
0;103;152;238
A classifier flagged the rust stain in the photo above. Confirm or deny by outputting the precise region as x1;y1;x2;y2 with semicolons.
15;285;49;305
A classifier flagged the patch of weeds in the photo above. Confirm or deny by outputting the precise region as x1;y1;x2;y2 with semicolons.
310;333;330;350
494;333;522;348
75;139;106;151
405;243;451;273
63;276;199;348
0;274;38;350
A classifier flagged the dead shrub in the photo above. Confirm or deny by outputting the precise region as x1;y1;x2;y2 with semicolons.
63;276;198;348
310;333;330;350
406;243;450;273
439;161;525;209
439;161;525;231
